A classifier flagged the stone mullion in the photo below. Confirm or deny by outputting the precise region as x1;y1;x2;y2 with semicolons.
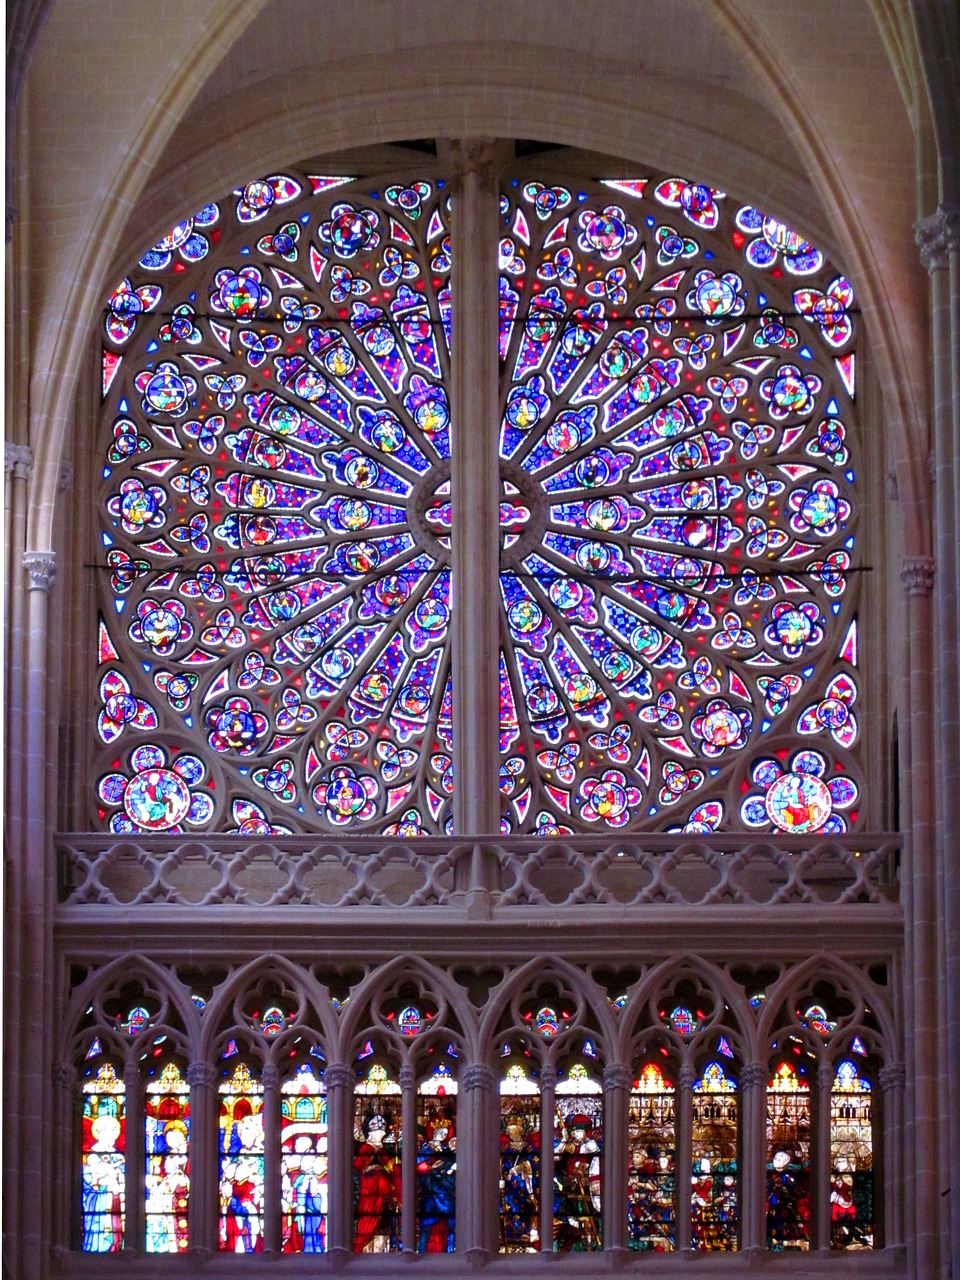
814;1062;833;1251
676;1065;694;1251
538;1064;557;1254
738;1061;767;1252
601;1063;630;1253
53;1061;78;1252
124;1061;145;1250
324;1062;356;1259
879;1062;905;1247
458;1062;496;1259
261;1064;280;1254
185;1061;217;1256
399;1065;417;1251
447;139;504;847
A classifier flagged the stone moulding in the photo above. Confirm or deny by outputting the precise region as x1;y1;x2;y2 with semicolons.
56;832;901;911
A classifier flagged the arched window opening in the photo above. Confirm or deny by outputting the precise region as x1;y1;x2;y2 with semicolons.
218;1058;265;1253
93;160;862;839
765;1060;812;1250
353;1060;402;1253
144;1059;191;1253
553;1057;603;1250
416;1059;458;1252
499;1060;542;1252
830;1059;874;1249
280;1060;328;1253
691;1060;738;1250
80;1057;126;1252
627;1061;676;1250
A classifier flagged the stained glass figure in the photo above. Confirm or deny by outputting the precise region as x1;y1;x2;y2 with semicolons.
218;1062;264;1252
497;176;860;833
830;1061;874;1249
765;1062;810;1250
691;1061;738;1250
628;1064;675;1250
553;1063;603;1250
353;1063;401;1252
499;1064;541;1252
81;1061;125;1252
281;1063;327;1253
144;1062;190;1253
416;1065;458;1252
97;172;452;835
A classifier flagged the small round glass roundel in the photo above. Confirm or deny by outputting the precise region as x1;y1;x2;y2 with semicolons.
124;767;191;830
764;771;832;833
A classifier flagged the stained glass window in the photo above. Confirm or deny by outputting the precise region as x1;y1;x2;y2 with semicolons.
218;1061;264;1252
96;171;453;836
553;1062;603;1250
628;1063;675;1250
830;1060;874;1249
144;1062;190;1252
691;1061;738;1250
96;164;861;837
281;1063;327;1252
765;1061;811;1250
353;1063;402;1252
81;1061;125;1252
416;1064;458;1251
496;178;860;834
499;1064;541;1252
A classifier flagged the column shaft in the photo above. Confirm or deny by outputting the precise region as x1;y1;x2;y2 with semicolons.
325;1063;356;1257
261;1066;280;1253
448;139;503;840
186;1063;217;1254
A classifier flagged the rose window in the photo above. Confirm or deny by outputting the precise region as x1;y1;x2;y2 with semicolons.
95;163;861;836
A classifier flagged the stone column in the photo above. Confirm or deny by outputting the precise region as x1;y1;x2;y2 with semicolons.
185;1062;217;1257
917;208;960;1278
458;1062;496;1259
676;1063;694;1252
814;1062;834;1251
260;1064;280;1254
52;1061;78;1251
601;1063;631;1254
538;1064;557;1254
738;1061;767;1252
879;1062;905;1248
899;553;939;1280
399;1065;417;1251
14;551;56;1276
446;138;504;853
124;1061;145;1251
324;1061;356;1260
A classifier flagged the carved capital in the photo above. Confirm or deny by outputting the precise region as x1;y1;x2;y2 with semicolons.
398;1065;416;1091
324;1061;357;1091
441;136;501;178
900;555;934;596
186;1061;216;1089
58;461;74;494
23;550;56;591
261;1063;279;1091
879;1062;905;1091
461;1063;496;1093
818;1062;836;1091
5;442;32;479
539;1064;557;1090
916;207;960;273
678;1063;696;1092
53;1060;78;1090
602;1063;632;1093
124;1062;141;1089
739;1061;767;1089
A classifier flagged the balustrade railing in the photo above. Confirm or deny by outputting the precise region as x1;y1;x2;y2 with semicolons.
56;832;900;911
